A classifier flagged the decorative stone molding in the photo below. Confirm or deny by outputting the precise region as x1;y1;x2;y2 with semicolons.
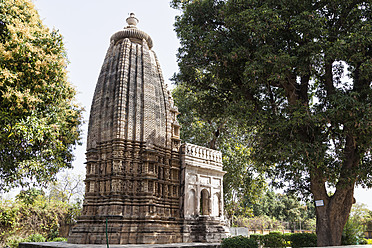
110;29;153;48
183;143;223;165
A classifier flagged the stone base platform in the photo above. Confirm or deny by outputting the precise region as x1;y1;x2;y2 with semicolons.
19;242;220;248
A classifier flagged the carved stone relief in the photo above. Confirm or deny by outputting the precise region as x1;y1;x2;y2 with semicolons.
200;176;211;185
89;182;95;192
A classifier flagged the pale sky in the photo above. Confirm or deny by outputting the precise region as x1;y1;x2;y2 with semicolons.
32;0;372;209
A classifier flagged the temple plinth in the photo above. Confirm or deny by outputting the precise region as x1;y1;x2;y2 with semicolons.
68;13;228;245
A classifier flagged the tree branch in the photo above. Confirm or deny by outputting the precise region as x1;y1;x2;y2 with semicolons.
324;59;335;96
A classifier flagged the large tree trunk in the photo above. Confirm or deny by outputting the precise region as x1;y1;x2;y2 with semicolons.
313;186;355;246
311;141;358;246
308;125;361;246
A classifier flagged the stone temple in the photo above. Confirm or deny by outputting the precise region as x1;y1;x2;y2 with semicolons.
68;14;228;244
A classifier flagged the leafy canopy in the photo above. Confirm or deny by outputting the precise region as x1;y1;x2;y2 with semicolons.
0;0;83;190
171;0;372;195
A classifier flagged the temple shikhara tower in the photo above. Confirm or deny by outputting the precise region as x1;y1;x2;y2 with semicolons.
68;14;228;244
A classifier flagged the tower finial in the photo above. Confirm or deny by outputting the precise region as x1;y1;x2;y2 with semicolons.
126;13;139;27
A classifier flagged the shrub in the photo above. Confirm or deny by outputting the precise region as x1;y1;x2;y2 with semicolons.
46;225;60;241
282;233;292;247
25;233;46;242
262;232;286;248
250;233;264;246
359;238;368;245
221;236;258;248
289;233;317;247
50;237;67;242
5;235;25;248
0;194;82;247
342;217;365;245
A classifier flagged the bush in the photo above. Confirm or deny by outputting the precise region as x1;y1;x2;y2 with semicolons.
250;233;264;246
0;193;82;247
225;233;318;248
342;218;365;245
359;238;368;245
46;225;60;241
282;233;292;247
262;232;286;248
221;236;258;248
25;233;46;242
289;233;317;247
5;235;25;248
50;237;67;242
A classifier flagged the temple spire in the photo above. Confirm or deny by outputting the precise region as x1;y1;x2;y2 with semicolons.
68;12;228;245
110;13;153;48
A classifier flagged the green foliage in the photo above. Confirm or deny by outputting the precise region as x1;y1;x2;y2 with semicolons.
0;0;83;191
249;234;263;246
5;235;24;248
0;189;82;247
365;210;372;231
172;0;372;195
251;233;286;248
24;233;46;242
50;237;67;242
0;200;19;238
262;232;286;248
4;233;51;248
234;215;284;231
63;201;82;225
15;188;44;205
342;218;365;245
224;232;317;248
360;238;368;245
283;233;292;243
342;203;371;245
245;190;315;226
289;233;317;248
221;236;258;248
235;189;315;232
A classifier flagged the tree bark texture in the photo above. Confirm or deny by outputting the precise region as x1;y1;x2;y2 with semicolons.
313;186;355;246
311;148;358;246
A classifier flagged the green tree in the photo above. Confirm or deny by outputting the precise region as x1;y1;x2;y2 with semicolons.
172;84;266;222
0;0;83;190
0;190;82;247
171;0;371;245
342;203;370;245
15;187;44;205
244;190;316;230
365;210;372;232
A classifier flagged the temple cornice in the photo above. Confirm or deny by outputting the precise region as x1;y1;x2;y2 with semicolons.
110;28;153;48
